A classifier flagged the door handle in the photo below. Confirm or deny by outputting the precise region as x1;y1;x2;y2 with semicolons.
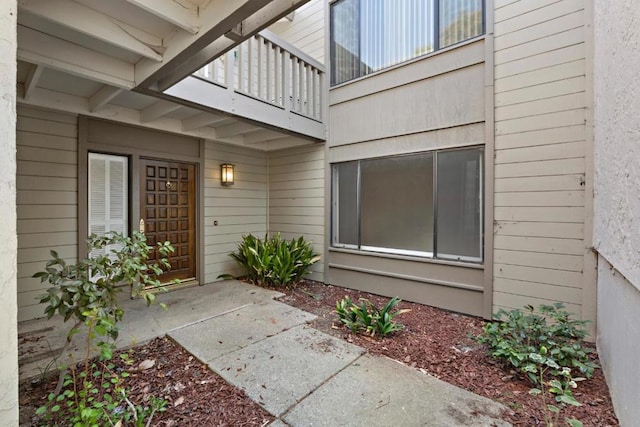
139;219;145;233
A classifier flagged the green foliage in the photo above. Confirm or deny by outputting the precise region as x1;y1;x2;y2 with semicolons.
474;304;596;427
35;231;175;330
33;231;174;425
474;303;597;385
529;365;584;427
37;323;167;426
335;296;409;337
223;233;321;287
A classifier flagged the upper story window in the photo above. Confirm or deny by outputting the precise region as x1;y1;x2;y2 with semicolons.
330;0;485;86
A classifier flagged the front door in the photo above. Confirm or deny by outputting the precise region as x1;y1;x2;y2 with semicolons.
140;158;196;284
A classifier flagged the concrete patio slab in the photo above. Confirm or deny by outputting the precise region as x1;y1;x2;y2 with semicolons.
209;325;364;417
283;354;510;427
18;281;281;379
169;300;316;362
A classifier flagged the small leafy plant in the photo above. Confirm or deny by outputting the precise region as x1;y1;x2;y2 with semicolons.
335;296;409;337
473;303;596;427
33;231;174;425
529;364;584;427
221;233;320;287
474;303;597;386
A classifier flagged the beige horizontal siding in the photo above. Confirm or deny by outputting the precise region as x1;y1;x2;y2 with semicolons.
268;144;325;282
204;142;267;283
493;0;590;320
16;106;78;322
268;0;325;63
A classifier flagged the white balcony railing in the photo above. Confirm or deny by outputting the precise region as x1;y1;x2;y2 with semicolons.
193;30;325;123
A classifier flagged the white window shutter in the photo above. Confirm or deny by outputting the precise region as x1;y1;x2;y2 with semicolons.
88;153;128;257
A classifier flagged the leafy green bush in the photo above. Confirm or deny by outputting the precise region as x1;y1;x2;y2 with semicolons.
223;233;320;287
474;303;597;385
34;231;174;424
335;296;409;337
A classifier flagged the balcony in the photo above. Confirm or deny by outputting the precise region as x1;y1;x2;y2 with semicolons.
163;30;327;142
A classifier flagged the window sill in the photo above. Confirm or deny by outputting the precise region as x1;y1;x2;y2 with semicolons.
328;246;484;270
329;35;486;90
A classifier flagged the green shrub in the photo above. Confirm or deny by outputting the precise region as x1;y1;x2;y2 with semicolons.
223;233;320;287
34;231;174;425
335;296;408;337
474;303;597;386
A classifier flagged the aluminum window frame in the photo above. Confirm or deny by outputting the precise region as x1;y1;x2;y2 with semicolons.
330;147;484;263
329;0;486;86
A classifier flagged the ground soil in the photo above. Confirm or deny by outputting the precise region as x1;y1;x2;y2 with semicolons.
276;280;619;427
19;280;619;426
20;337;274;426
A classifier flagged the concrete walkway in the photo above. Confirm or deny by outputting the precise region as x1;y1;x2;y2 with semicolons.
19;281;510;426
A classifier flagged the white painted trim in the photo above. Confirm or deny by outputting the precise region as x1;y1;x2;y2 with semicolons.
18;25;135;88
134;0;274;87
18;0;163;61
22;63;43;101
153;0;313;91
88;86;123;112
140;100;182;123
125;0;199;35
181;112;227;131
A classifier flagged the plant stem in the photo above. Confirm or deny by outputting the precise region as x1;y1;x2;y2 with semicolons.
53;319;83;396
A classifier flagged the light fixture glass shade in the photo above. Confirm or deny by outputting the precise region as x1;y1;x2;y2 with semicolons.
221;163;235;186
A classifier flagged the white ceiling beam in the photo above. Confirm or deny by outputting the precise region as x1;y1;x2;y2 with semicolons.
182;112;227;132
156;0;311;91
18;25;135;88
215;122;261;139
88;85;123;112
17;85;222;142
125;0;199;35
18;0;163;61
141;100;182;123
243;129;286;144
23;64;43;101
135;0;274;88
253;137;311;151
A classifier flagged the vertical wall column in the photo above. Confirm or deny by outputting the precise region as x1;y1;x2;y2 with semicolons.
0;0;18;423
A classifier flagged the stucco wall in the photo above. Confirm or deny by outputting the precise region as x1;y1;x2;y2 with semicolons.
596;257;640;426
593;0;640;288
0;0;19;423
593;1;640;425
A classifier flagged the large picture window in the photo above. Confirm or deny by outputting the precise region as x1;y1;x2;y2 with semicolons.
330;0;485;85
331;147;483;262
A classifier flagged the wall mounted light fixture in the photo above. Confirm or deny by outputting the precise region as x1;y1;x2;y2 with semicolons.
220;163;235;186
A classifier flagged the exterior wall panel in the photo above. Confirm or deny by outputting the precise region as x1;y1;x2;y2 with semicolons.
492;0;594;320
327;39;488;316
16;106;78;322
269;0;325;63
268;144;325;282
593;0;640;423
204;143;268;283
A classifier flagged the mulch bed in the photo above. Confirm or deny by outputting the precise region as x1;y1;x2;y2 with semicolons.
20;337;274;426
19;279;619;426
276;280;619;427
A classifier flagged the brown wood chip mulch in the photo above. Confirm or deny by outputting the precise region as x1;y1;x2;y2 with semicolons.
276;280;619;427
20;337;274;426
20;279;619;426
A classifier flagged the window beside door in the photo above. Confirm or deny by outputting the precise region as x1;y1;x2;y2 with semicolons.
88;153;129;256
331;147;483;262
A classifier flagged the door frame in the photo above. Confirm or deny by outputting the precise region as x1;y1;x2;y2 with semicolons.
78;116;205;286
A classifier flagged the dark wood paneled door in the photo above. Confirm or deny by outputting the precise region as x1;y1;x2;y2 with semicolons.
140;159;196;284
